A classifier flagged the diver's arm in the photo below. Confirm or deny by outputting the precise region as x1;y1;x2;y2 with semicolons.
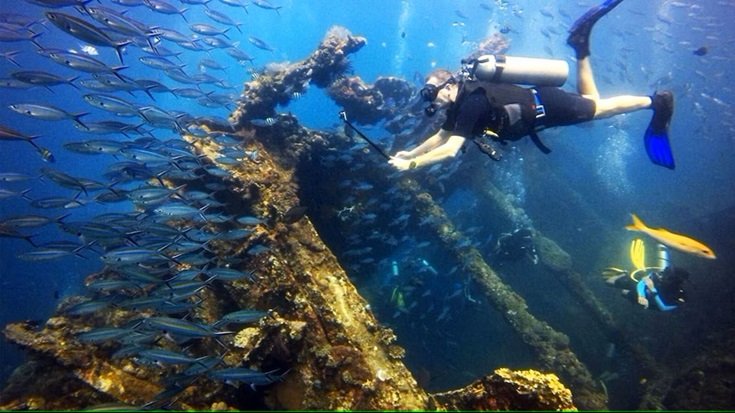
653;294;678;311
394;129;452;159
390;134;466;170
635;279;649;309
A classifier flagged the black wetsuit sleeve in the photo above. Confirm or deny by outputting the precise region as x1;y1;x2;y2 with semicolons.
442;90;493;138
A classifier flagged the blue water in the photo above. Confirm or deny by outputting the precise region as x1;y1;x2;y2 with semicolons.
1;0;734;409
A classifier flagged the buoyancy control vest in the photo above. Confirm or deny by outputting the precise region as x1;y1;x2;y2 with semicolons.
458;80;551;154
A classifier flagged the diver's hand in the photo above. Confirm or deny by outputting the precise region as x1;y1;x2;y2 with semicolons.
389;156;414;171
637;296;649;309
393;150;413;159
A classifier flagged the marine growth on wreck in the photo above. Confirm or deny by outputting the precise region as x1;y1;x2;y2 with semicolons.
2;1;734;411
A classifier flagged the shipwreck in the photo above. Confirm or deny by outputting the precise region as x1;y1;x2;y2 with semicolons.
4;26;730;411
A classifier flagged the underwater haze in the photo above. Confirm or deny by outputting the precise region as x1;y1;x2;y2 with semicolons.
1;0;734;410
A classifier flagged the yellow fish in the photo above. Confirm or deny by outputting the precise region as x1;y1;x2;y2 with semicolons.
625;214;716;260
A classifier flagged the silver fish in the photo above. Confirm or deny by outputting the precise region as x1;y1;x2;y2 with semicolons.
137;348;205;365
1;213;68;228
226;47;254;63
207;267;255;281
208;367;285;390
0;77;34;89
204;8;243;33
25;0;92;7
100;246;172;265
213;309;266;328
46;50;128;81
0;172;32;183
18;248;85;261
84;6;159;50
218;0;248;9
198;58;228;71
189;23;230;38
0;27;42;48
30;196;87;209
154;27;192;44
83;93;140;116
200;36;233;49
9;103;89;128
111;0;145;5
139;316;231;338
77;327;132;343
11;70;79;90
0;222;37;246
248;35;274;52
252;0;282;14
0;123;52;161
44;12;131;64
143;0;189;21
40;167;93;194
139;55;182;71
73;120;147;137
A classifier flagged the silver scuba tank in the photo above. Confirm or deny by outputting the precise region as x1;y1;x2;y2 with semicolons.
656;244;670;269
469;55;569;87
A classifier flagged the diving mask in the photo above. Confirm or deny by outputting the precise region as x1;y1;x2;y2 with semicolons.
420;83;440;102
420;78;455;117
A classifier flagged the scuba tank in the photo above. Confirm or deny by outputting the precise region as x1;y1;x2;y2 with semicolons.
656;244;670;269
465;55;569;87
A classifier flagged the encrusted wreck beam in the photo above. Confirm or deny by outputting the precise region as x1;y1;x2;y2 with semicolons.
230;26;367;125
431;368;575;411
2;318;174;409
182;129;430;410
397;176;607;410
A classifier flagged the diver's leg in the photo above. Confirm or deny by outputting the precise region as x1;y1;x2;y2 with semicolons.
577;57;599;100
567;1;657;119
569;0;675;168
593;95;652;119
593;91;674;120
568;0;626;97
567;0;626;60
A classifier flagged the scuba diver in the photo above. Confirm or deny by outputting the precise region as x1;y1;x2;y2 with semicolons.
493;228;539;264
389;0;676;171
603;241;689;311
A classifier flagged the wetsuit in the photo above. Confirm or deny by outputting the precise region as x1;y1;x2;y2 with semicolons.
613;267;687;311
635;275;678;311
442;80;597;144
